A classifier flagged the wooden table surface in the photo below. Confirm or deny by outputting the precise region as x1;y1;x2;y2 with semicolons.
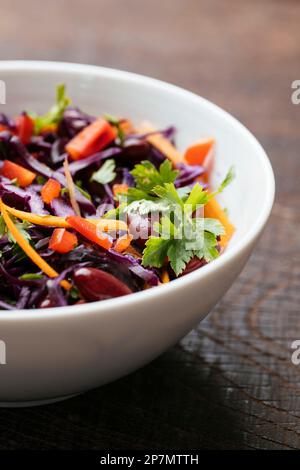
0;0;299;450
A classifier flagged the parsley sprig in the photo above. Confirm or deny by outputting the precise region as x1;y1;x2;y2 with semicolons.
33;84;71;134
109;158;234;276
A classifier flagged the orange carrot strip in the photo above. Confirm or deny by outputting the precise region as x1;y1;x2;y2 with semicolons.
1;160;36;187
204;198;235;248
184;137;215;166
40;123;58;134
0;199;71;290
112;183;128;196
125;244;142;258
3;205;69;228
120;119;135;135
2;204;128;232
66;216;113;250
114;234;133;253
66;117;116;160
161;269;170;283
137;122;183;166
41;178;62;204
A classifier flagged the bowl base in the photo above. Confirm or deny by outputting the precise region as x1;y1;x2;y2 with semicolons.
0;393;80;408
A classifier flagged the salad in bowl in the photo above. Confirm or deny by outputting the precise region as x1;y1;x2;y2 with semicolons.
0;85;234;310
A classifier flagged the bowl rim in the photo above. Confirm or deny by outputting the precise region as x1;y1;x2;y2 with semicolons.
0;60;275;320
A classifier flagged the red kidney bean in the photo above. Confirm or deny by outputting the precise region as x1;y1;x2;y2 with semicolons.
38;298;56;308
73;267;132;301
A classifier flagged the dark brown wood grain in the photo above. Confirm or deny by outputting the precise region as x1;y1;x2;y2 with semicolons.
0;0;299;450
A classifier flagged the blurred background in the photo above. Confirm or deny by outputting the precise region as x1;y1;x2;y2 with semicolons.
0;0;299;450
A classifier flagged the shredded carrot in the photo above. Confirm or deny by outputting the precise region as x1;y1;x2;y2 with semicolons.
120;119;135;135
204;197;235;248
125;245;142;258
2;205;69;228
112;183;128;196
40;123;58;134
184;138;215;166
114;234;133;253
137;122;183;166
0;199;71;290
63;157;81;216
161;269;170;283
2;204;128;232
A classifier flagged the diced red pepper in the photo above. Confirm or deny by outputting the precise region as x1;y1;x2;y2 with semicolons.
1;160;36;187
66;216;113;250
49;228;78;254
15;114;34;145
41;178;62;204
65;118;116;160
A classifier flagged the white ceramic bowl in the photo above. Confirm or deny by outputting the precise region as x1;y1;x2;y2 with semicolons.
0;61;275;406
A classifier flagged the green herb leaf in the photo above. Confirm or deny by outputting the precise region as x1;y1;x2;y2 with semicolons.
203;218;225;236
8;220;31;244
129;161;234;277
185;183;209;212
33;84;71;134
19;273;43;280
153;183;183;208
211;166;235;198
90;159;116;185
0;215;32;244
194;231;220;262
36;176;47;185
131;160;178;193
119;187;154;204
142;237;170;269
124;199;170;216
167;239;194;276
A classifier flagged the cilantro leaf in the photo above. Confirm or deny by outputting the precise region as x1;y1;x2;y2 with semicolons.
194;231;220;262
33;84;71;134
91;159;116;185
153;183;183;208
128;161;234;277
0;216;32;244
154;216;177;239
142;237;170;268
123;187;155;203
167;240;194;276
124;199;170;216
0;215;31;244
130;160;178;193
211;166;235;198
184;183;209;212
203;218;225;236
8;220;31;244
